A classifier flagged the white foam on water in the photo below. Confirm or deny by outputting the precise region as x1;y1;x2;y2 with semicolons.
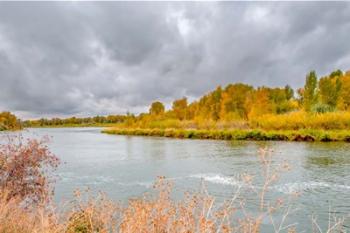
57;173;115;185
117;181;153;188
274;182;350;194
189;173;243;187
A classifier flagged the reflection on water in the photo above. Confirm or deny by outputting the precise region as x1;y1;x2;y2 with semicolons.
3;128;350;232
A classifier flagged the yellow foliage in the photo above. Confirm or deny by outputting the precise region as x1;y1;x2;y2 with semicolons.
250;111;350;130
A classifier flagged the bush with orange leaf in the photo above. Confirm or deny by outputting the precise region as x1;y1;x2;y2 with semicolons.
0;136;60;205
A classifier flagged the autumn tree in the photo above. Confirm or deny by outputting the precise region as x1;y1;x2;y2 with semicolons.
338;71;350;110
0;137;60;205
149;101;165;115
220;83;253;120
186;102;198;120
172;97;188;120
268;87;296;114
318;74;341;109
210;86;222;121
245;88;273;119
0;112;21;131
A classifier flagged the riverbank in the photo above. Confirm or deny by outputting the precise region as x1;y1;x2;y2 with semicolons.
102;128;350;142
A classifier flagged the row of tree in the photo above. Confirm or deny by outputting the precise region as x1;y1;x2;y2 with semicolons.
14;69;350;127
300;70;350;112
146;69;350;122
23;115;131;127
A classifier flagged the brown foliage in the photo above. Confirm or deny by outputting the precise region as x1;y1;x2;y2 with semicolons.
0;136;60;205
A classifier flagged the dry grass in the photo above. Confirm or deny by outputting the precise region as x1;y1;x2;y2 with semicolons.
250;111;350;130
0;190;62;233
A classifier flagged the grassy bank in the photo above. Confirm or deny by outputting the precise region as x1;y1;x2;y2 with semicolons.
102;128;350;142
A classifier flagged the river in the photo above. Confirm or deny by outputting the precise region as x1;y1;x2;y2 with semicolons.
5;127;350;232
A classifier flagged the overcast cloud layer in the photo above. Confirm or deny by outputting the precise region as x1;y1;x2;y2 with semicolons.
0;2;349;119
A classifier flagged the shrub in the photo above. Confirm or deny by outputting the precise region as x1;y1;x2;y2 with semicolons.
250;111;350;130
311;103;335;113
0;136;60;205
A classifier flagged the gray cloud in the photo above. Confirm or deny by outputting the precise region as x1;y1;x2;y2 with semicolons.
0;2;349;119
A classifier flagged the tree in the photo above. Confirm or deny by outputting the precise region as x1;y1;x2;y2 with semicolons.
329;69;343;78
245;88;273;119
220;83;253;120
338;73;350;110
172;97;188;120
210;86;222;121
318;75;341;109
0;112;21;131
303;71;318;112
0;137;59;205
149;101;165;115
284;85;294;100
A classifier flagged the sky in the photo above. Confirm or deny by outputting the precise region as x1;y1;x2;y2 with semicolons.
0;2;349;119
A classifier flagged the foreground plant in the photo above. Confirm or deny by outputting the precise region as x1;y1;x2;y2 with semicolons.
0;136;60;205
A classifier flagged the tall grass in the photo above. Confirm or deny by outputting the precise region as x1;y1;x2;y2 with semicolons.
250;111;350;130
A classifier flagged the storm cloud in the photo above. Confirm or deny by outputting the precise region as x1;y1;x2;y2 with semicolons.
0;2;349;118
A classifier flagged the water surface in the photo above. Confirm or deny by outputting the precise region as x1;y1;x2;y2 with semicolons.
6;128;350;231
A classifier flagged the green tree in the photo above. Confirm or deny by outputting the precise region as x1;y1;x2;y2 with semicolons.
284;85;294;100
329;69;343;78
318;75;341;109
303;71;318;112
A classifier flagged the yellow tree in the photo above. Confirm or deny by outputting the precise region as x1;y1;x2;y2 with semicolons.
318;74;342;109
0;112;21;130
220;83;253;120
338;72;350;110
172;97;188;120
149;101;165;116
245;88;273;120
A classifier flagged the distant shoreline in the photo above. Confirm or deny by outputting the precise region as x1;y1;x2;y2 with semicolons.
25;123;118;128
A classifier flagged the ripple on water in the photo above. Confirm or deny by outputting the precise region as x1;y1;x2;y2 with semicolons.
274;182;350;194
189;173;244;187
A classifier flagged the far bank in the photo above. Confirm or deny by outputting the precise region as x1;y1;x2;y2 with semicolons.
102;128;350;142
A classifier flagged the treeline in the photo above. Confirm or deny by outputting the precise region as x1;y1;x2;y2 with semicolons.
23;69;350;129
0;112;21;131
135;69;350;123
23;115;131;127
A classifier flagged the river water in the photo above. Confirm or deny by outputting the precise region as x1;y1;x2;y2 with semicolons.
4;127;350;232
